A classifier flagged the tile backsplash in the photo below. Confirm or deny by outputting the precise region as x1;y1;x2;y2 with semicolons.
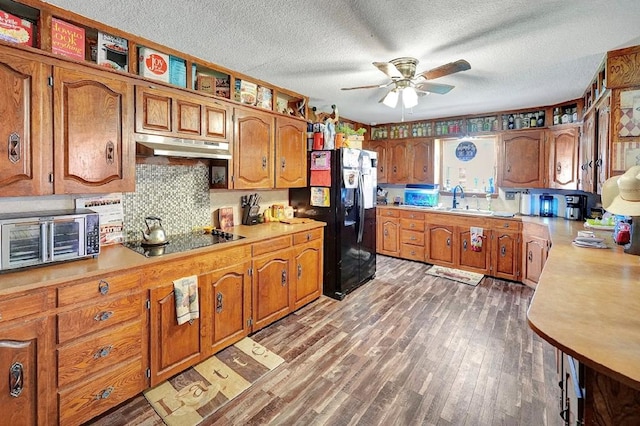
123;163;210;240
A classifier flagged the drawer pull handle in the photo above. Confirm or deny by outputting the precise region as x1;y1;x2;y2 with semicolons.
281;270;287;286
298;264;302;279
8;132;20;164
410;223;415;228
94;311;113;322
503;223;510;228
95;386;114;400
94;345;113;359
106;141;115;164
9;362;23;397
98;280;110;295
463;239;467;250
410;250;416;256
216;292;223;313
410;236;416;241
306;233;311;241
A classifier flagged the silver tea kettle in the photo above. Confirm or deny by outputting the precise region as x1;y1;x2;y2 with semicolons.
141;216;167;245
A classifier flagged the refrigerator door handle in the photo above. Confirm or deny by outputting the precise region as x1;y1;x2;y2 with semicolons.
357;173;365;244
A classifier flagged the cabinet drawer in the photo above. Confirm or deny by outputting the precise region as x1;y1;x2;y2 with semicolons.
400;210;425;220
253;235;291;256
58;272;141;307
0;290;50;324
491;220;521;231
58;320;143;387
58;357;145;426
57;294;142;344
401;229;425;246
379;208;400;218
400;244;425;261
400;218;425;232
293;228;323;245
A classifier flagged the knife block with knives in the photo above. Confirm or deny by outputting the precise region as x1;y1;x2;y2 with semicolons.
241;193;261;225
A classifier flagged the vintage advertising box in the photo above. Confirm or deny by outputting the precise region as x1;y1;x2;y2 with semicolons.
169;55;186;87
0;10;33;46
97;32;128;71
257;86;272;110
138;47;169;82
51;18;85;60
196;73;216;94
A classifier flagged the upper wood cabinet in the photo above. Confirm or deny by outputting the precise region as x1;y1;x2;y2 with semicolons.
498;130;546;188
0;48;52;197
275;116;307;188
546;127;579;190
366;140;388;183
388;141;411;183
135;85;231;143
596;94;611;194
54;65;135;194
580;111;596;192
233;108;275;189
409;139;434;183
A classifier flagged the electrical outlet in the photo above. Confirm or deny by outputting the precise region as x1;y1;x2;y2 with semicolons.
505;191;516;200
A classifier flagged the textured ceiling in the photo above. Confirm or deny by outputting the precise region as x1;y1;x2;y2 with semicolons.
45;0;640;125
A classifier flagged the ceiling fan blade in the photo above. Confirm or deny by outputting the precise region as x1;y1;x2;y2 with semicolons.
418;59;471;80
414;81;455;95
373;61;403;79
341;83;387;90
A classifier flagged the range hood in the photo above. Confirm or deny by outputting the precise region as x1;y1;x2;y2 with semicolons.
134;133;232;160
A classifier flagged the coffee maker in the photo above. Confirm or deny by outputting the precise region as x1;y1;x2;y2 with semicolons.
565;194;586;221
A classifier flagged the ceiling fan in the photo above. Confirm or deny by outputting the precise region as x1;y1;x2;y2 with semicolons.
341;57;471;108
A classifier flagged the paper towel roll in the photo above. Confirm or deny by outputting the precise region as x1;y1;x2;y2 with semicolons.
520;192;532;215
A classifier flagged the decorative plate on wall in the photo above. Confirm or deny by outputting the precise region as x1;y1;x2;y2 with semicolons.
455;141;477;161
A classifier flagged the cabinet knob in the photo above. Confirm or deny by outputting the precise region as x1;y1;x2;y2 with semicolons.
262;156;267;169
298;264;302;279
105;141;115;164
507;165;511;173
94;311;113;322
501;246;506;256
463;239;467;250
281;157;286;170
410;223;415;228
9;362;23;398
446;238;451;247
98;279;110;295
556;162;562;173
281;270;287;286
95;386;114;400
8;132;20;164
94;345;113;359
216;292;223;313
528;251;533;262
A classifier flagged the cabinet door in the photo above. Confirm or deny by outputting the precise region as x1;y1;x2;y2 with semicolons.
410;139;434;183
252;249;292;330
203;261;251;356
0;49;52;197
547;127;579;190
596;96;611;194
388;142;410;183
499;130;545;188
175;97;202;136
135;86;172;134
234;108;275;189
275;116;307;188
492;230;520;280
522;236;548;286
53;66;134;193
426;225;455;266
366;140;387;183
203;100;231;141
457;228;490;274
377;217;399;256
0;317;52;426
580;111;596;192
292;239;322;310
149;283;202;385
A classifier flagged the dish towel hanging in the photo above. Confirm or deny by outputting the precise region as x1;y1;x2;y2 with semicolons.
173;275;199;325
471;227;483;252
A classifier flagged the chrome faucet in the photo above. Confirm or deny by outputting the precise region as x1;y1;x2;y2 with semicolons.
472;194;479;210
452;185;465;209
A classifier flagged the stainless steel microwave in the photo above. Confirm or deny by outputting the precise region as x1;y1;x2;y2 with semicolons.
0;209;100;272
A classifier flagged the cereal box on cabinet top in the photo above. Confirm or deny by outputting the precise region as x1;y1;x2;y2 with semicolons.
138;47;169;82
0;10;33;46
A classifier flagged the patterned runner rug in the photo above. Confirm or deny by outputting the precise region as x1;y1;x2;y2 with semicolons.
426;265;484;286
144;337;284;426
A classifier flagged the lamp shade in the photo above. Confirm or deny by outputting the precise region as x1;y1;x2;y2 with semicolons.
602;165;640;216
402;86;418;108
382;90;399;108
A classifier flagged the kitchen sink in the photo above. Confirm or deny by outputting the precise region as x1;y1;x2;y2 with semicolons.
447;208;494;216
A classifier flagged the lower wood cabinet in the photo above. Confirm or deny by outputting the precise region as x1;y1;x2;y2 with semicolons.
292;236;323;310
377;208;400;256
492;230;521;280
426;224;455;266
252;247;294;330
522;223;550;287
457;227;491;274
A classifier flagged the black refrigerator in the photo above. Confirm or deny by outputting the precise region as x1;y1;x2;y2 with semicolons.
289;148;377;300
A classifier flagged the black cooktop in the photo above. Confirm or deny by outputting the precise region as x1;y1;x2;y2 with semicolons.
123;230;244;257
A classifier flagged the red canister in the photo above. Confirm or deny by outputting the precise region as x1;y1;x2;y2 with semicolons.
313;132;324;150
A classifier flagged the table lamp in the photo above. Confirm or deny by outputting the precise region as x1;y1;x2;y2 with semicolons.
602;165;640;255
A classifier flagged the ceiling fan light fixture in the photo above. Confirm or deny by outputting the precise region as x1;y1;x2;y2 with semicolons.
383;90;399;108
402;86;418;108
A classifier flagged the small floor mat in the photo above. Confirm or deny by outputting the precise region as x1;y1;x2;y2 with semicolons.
426;265;484;286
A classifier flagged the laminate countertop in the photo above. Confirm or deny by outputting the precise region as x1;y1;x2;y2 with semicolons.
525;216;640;391
0;221;325;296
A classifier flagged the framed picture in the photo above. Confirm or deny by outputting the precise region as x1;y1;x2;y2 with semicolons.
209;160;228;189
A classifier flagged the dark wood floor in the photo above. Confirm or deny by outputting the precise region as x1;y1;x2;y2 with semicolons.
89;256;561;426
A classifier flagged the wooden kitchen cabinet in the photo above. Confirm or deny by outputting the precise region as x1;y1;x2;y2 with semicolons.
201;261;252;357
292;230;323;310
426;224;455;267
275;116;307;188
376;208;400;257
387;141;411;183
251;240;294;330
521;223;550;287
456;227;491;274
233;107;275;189
491;229;521;280
399;210;426;262
498;130;546;188
135;85;231;142
366;140;388;183
546;127;579;190
580;110;596;192
409;139;434;183
596;94;611;194
0;317;53;426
